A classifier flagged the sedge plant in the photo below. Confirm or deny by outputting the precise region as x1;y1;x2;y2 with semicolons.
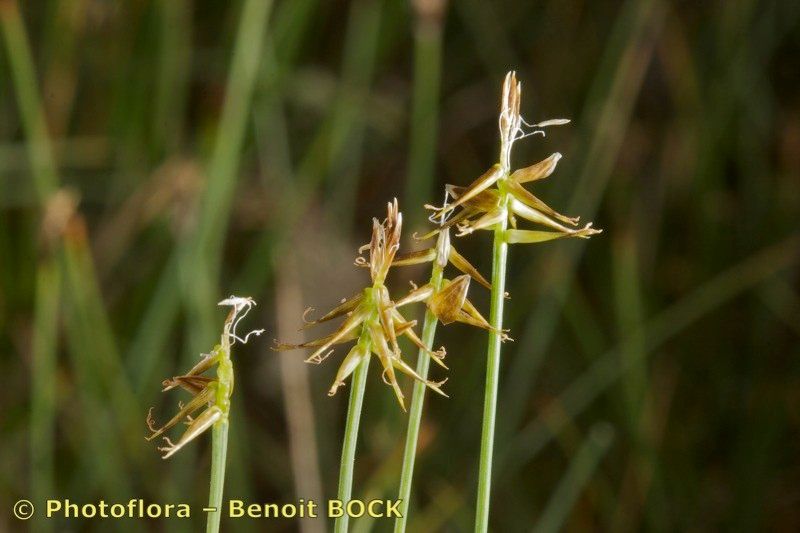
146;296;264;533
274;200;446;533
425;71;601;531
275;199;491;532
390;204;495;531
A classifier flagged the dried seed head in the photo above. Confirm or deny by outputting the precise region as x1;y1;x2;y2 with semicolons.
147;297;261;458
358;199;403;284
499;71;522;167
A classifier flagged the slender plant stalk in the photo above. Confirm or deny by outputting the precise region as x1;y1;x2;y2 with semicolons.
207;420;230;533
394;4;446;519
207;334;234;533
335;345;372;533
394;263;444;532
145;299;259;531
475;205;508;532
475;88;515;530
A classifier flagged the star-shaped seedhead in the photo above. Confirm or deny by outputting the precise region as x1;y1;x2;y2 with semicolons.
146;296;263;459
424;72;601;244
385;186;511;335
393;274;511;342
273;200;447;410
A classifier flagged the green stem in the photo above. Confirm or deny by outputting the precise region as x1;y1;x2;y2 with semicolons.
335;346;371;533
206;419;230;533
394;264;444;533
207;346;233;533
475;185;509;533
0;0;58;198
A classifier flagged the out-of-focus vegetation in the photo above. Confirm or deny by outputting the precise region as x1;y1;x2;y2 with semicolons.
1;0;799;531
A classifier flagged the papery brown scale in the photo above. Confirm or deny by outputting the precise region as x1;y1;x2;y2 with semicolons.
435;164;503;217
159;406;223;459
273;328;359;351
162;375;215;395
448;246;491;290
506;180;579;227
301;293;363;328
509;153;562;184
177;352;218;380
301;307;369;363
145;384;216;442
446;185;501;212
457;208;505;235
392;248;437;266
509;198;576;233
394;283;435;308
428;275;470;325
328;343;369;396
367;321;406;410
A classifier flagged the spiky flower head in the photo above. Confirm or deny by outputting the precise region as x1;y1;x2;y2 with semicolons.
146;296;263;458
355;198;402;284
274;200;447;410
425;71;602;244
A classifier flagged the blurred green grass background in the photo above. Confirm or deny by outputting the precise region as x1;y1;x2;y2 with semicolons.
1;0;799;531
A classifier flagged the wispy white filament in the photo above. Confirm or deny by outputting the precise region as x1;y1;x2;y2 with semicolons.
218;295;265;345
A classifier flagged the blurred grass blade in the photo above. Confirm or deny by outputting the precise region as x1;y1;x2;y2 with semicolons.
128;0;273;407
154;0;191;154
502;233;800;475
61;226;143;455
326;0;383;227
275;256;325;533
403;1;445;231
532;423;614;533
0;0;58;197
1;0;136;514
501;0;665;435
30;260;59;533
183;0;274;353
